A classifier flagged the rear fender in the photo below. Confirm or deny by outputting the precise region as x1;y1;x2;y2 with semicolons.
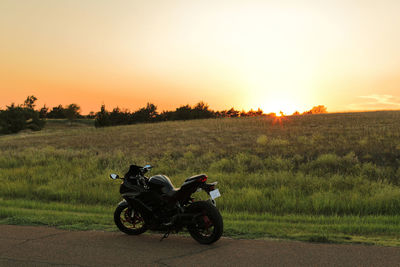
200;182;218;193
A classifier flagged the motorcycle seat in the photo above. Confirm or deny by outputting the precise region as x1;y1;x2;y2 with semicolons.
162;174;207;198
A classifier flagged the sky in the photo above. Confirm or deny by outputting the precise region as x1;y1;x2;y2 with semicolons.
1;0;400;114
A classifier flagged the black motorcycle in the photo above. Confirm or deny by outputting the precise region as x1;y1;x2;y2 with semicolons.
109;164;223;244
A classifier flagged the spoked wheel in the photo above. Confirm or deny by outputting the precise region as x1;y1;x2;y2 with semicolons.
187;201;223;244
114;203;147;235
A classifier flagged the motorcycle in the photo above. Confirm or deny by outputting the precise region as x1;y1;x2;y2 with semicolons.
109;164;223;244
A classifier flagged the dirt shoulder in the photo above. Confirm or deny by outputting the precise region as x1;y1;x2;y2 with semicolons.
0;225;399;267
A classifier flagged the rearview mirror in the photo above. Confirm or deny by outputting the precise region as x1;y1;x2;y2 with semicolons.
110;174;119;180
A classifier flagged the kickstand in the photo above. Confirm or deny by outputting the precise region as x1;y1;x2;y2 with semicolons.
160;231;169;242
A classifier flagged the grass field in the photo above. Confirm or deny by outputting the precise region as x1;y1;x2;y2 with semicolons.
1;111;400;246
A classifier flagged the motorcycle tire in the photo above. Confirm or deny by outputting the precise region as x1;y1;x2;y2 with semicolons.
187;200;223;245
114;203;147;235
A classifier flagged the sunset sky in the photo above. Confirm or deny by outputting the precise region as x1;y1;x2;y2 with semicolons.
1;0;400;114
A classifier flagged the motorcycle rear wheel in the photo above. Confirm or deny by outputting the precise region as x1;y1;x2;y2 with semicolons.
114;204;147;235
187;201;223;244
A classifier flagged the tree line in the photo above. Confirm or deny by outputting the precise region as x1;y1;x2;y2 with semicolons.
0;96;327;133
94;102;276;127
38;103;86;120
94;102;327;127
0;96;82;134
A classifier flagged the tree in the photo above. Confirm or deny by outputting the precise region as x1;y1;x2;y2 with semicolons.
26;107;46;131
246;109;256;116
240;110;249;117
0;97;45;134
158;110;174;121
226;108;239;118
95;105;111;127
144;103;158;120
303;105;328;115
39;105;49;118
0;104;27;134
64;104;81;125
47;105;65;118
310;105;327;114
193;101;214;119
133;103;158;123
172;104;193;120
23;95;38;109
109;107;129;125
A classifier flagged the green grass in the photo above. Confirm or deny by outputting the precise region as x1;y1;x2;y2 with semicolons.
1;198;399;246
1;111;400;246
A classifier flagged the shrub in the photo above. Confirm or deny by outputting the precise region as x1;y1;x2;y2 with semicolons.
210;158;235;173
264;156;293;171
0;106;27;134
256;135;268;145
269;138;290;146
301;152;360;176
0;103;45;134
95;105;111;127
64;104;81;125
234;153;264;173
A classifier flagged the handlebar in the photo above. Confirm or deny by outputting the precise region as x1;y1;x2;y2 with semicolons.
141;164;153;174
110;164;152;182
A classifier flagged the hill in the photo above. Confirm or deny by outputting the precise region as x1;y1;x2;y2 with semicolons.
1;111;400;245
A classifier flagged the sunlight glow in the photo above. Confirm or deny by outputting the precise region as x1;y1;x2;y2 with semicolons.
261;98;299;116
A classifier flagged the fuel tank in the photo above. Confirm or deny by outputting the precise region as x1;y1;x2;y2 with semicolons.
148;175;176;195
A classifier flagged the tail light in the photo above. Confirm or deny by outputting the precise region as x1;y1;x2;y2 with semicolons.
198;175;208;182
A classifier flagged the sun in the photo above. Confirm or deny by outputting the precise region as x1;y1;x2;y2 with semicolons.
259;98;300;116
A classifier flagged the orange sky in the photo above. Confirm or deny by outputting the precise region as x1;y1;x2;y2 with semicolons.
1;0;400;114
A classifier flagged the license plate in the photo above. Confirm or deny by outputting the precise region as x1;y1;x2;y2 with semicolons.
210;189;221;200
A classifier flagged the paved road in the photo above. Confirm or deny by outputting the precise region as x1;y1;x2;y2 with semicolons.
0;225;400;267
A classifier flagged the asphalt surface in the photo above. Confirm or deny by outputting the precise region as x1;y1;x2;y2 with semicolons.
1;225;400;267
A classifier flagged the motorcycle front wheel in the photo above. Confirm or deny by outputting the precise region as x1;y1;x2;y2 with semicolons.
187;201;223;244
114;204;147;235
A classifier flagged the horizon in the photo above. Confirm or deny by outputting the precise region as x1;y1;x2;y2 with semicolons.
3;95;400;117
1;0;400;114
